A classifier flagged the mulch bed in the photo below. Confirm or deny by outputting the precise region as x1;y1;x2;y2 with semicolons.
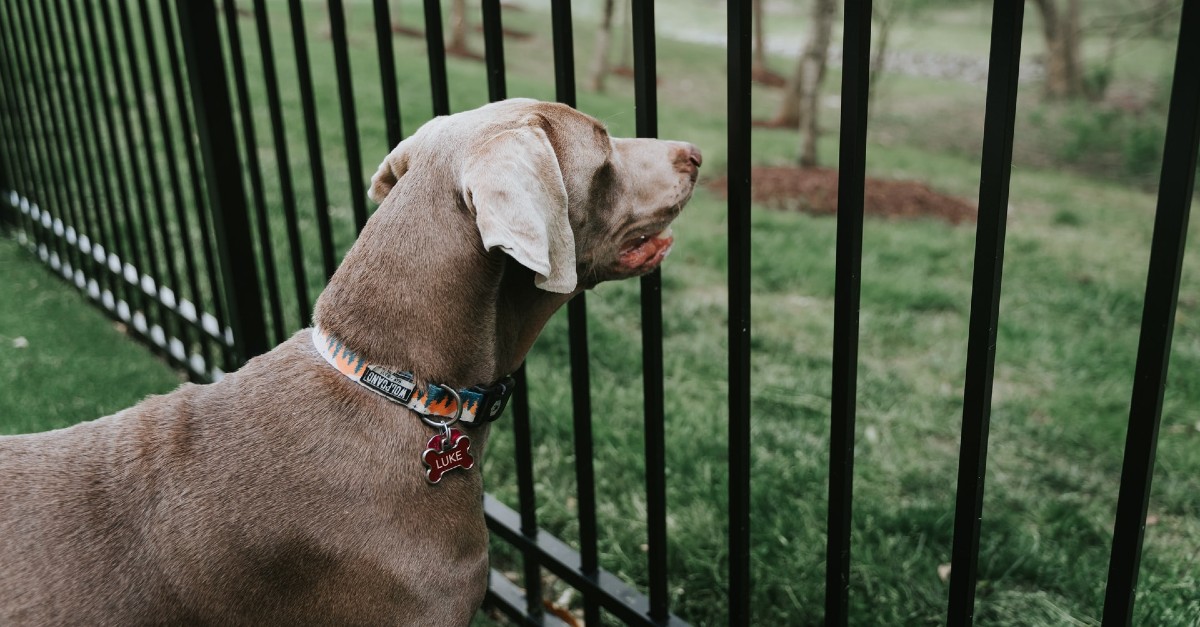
707;166;977;224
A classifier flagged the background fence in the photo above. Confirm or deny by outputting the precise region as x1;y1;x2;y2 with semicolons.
1;0;1197;625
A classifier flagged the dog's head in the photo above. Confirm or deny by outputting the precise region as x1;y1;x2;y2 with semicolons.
369;98;701;293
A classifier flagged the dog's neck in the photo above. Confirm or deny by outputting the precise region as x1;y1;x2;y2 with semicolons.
312;181;575;388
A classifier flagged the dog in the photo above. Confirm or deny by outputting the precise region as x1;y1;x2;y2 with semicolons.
0;98;700;625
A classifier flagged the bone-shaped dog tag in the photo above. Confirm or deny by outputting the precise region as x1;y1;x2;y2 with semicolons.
422;428;475;484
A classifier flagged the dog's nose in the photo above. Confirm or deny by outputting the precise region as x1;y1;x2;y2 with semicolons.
674;143;702;179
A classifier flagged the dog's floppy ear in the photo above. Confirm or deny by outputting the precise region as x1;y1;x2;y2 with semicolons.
369;136;413;203
461;124;576;293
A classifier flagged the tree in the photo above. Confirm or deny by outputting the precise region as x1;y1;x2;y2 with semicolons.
767;0;837;167
1033;0;1084;99
447;0;472;56
391;0;424;37
589;0;617;92
751;0;785;86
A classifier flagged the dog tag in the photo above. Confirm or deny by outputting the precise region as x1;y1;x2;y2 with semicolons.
422;428;475;484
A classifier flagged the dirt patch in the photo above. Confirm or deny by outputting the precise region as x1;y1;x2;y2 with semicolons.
708;166;977;225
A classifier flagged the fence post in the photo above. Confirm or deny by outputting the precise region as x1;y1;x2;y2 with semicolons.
174;0;268;365
0;148;11;229
1102;0;1200;621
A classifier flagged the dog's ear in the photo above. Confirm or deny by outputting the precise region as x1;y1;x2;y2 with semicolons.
369;136;413;203
461;125;577;293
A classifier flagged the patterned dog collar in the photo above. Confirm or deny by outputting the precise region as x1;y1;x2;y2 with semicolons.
311;326;514;426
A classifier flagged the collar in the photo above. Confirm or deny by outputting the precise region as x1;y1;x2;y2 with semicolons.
311;326;514;427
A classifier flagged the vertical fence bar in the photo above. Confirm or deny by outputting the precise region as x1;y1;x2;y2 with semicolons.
551;1;576;108
479;2;540;615
946;1;1024;624
374;0;403;147
19;0;70;262
8;0;64;267
327;0;369;233
422;0;450;116
88;0;147;326
472;1;544;614
51;0;104;292
175;0;269;364
481;0;506;102
12;0;53;262
511;363;544;619
28;0;84;285
160;0;230;375
116;0;180;348
135;0;202;372
1102;1;1200;623
126;0;187;350
0;11;32;235
826;0;872;623
630;1;670;621
727;0;753;622
252;0;311;327
66;0;123;312
549;2;601;625
100;0;163;333
287;0;337;280
221;0;286;345
22;0;77;280
54;0;102;289
0;0;46;252
0;60;8;201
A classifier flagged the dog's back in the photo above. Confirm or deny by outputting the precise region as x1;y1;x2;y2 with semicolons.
0;334;489;625
0;392;202;623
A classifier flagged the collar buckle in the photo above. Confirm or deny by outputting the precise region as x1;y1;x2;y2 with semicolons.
465;376;516;427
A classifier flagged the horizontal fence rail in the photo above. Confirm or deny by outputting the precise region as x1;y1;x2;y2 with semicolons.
1;1;1196;625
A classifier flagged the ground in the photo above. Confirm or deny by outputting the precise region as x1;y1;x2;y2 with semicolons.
708;166;979;224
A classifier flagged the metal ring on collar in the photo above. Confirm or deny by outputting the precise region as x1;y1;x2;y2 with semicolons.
419;383;463;430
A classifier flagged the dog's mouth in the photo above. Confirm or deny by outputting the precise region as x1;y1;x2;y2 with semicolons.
617;227;674;273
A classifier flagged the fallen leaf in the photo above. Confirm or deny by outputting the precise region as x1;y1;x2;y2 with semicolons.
938;563;952;582
1146;514;1160;526
542;599;582;627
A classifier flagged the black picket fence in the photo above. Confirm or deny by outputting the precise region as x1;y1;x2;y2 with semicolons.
1;1;1197;625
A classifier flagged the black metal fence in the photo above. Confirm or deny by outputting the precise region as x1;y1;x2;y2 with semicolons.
1;1;1197;625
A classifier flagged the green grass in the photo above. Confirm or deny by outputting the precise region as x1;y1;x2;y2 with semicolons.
0;235;182;434
4;1;1200;625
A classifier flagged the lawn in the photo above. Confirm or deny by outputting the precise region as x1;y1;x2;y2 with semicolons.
3;0;1199;625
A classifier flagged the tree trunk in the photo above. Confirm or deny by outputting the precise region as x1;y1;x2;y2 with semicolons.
1148;0;1171;37
770;0;835;166
617;0;631;69
450;0;469;52
750;0;786;86
868;0;895;115
1034;0;1084;99
589;0;616;92
753;0;766;72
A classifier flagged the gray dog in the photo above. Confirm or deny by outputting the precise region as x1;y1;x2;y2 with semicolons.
0;98;700;625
